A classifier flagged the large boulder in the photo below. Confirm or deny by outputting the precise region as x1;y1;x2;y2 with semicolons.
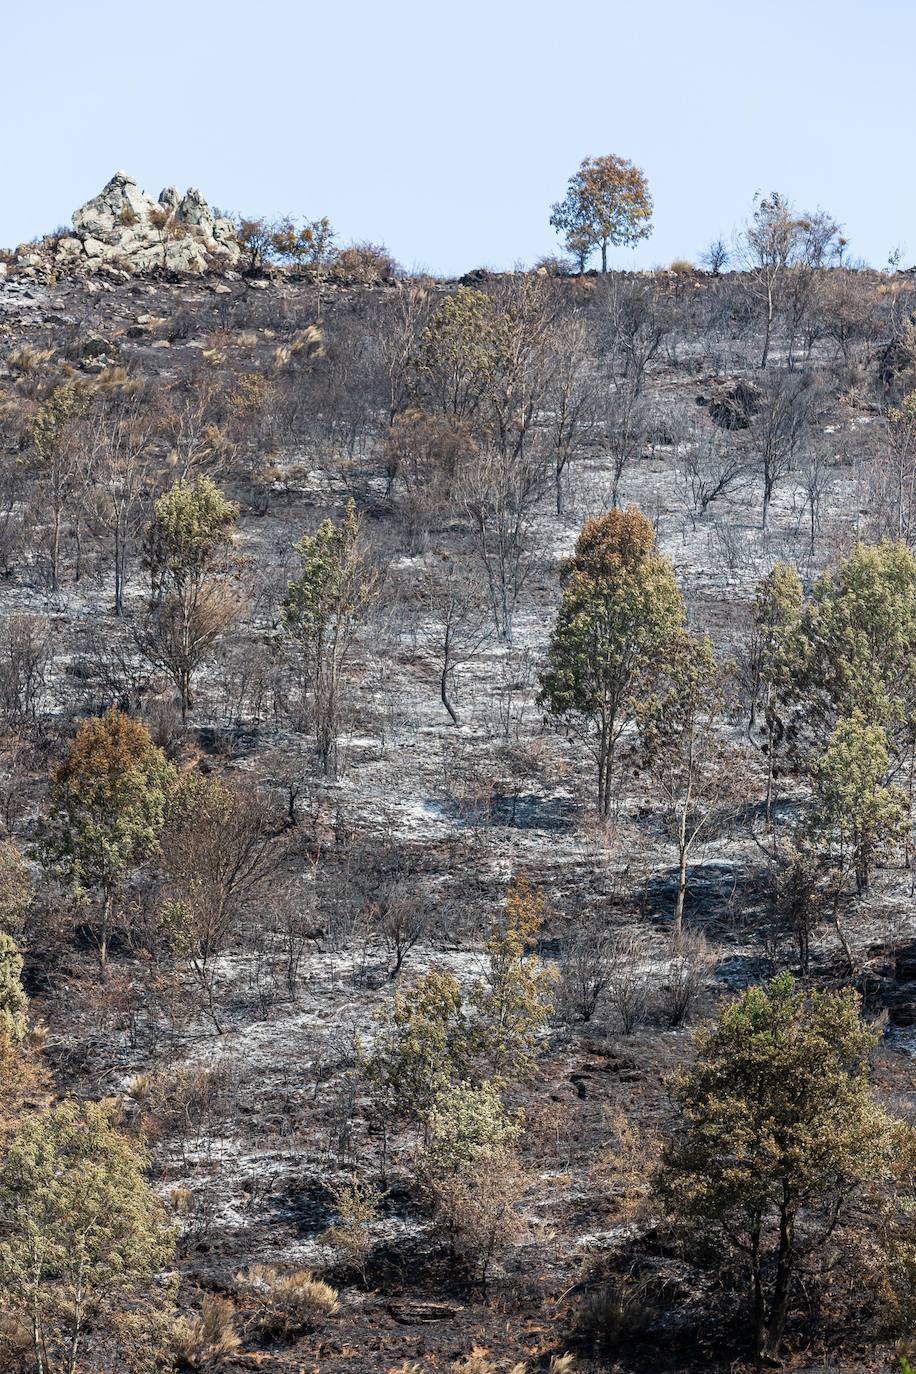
51;172;241;276
72;170;158;242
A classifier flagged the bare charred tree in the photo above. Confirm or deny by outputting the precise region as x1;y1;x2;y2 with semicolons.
159;773;284;1033
600;275;670;396
753;369;816;529
739;193;803;369
421;556;490;726
542;313;596;514
459;447;548;643
369;283;430;424
603;380;649;507
81;391;158;615
675;422;748;529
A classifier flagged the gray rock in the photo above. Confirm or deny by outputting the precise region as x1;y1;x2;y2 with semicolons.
72;171;157;242
176;186;214;235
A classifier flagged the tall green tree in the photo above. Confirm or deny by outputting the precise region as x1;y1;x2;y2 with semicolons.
0;1100;176;1374
41;708;174;967
550;154;653;273
792;539;916;753
637;634;734;940
141;476;240;722
539;507;684;816
281;500;376;775
808;711;907;894
470;874;554;1079
657;974;898;1360
749;562;804;823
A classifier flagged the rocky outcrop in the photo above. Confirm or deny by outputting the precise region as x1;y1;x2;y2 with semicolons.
15;171;241;278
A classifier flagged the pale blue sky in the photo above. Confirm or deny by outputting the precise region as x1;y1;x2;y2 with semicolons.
3;0;914;275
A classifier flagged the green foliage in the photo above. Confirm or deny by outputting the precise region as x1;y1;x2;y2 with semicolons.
419;1081;526;1286
424;1081;523;1174
0;838;31;937
371;878;552;1132
0;1099;176;1374
144;476;238;591
26;382;87;465
414;287;501;420
322;1175;384;1282
469;874;554;1079
753;562;804;711
550;154;653;271
637;633;733;936
0;933;27;1045
42;708;175;964
657;973;899;1358
142;477;240;721
371;968;468;1125
539;506;684;815
808;711;908;892
281;500;375;773
792;539;916;751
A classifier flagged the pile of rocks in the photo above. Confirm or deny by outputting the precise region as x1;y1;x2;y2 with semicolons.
13;171;241;278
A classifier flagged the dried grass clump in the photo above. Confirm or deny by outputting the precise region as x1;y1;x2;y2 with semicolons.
6;346;54;374
172;1293;240;1369
235;1263;338;1338
450;1352;574;1374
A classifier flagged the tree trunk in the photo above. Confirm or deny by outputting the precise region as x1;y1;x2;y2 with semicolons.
99;888;112;969
760;287;774;369
674;830;688;943
763;1197;795;1358
750;1225;765;1361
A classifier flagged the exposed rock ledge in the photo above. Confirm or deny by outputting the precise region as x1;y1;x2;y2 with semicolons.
11;171;241;278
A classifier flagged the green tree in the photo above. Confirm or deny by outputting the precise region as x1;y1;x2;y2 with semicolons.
470;874;554;1078
808;711;907;894
141;476;240;722
0;931;27;1044
0;1099;176;1374
792;540;916;753
550;155;653;273
749;562;804;823
419;1081;525;1287
637;634;734;940
413;287;500;421
41;708;174;967
281;500;376;775
539;507;684;816
657;974;898;1360
370;969;468;1131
